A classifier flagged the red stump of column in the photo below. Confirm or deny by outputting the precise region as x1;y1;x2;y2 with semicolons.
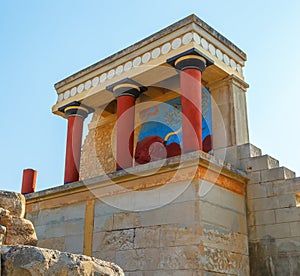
116;95;136;170
21;169;37;194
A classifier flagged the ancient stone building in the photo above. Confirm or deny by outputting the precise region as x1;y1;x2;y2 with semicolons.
23;14;300;275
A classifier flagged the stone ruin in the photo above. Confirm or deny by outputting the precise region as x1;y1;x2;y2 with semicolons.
0;190;124;276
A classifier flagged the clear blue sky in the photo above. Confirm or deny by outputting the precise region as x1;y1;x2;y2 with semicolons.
1;0;299;192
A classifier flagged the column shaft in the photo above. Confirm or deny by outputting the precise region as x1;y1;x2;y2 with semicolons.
180;68;203;152
116;95;136;170
64;115;85;183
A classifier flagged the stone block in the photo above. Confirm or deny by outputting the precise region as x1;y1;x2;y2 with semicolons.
199;181;245;214
113;212;141;230
134;226;160;249
237;143;262;159
0;191;25;218
278;194;296;208
247;171;261;184
261;167;295;183
38;220;85;239
94;199;121;217
160;224;202;247
202;226;248;255
167;181;198;205
140;200;199;228
248;210;276;226
159;246;202;270
290;222;300;237
93;214;114;232
244;155;279;172
204;247;249;275
272;178;300;195
115;248;160;271
254;223;291;239
200;201;247;234
247;197;279;212
93;229;134;252
247;182;273;199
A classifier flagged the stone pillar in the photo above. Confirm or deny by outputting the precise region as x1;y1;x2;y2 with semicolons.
207;75;249;166
107;79;146;170
173;54;208;153
208;75;249;150
59;102;93;184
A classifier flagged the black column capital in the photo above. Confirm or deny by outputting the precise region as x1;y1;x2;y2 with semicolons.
106;78;147;99
58;101;94;119
167;48;213;72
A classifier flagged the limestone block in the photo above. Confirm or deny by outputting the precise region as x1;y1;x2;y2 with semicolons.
93;229;134;252
0;191;25;217
93;215;114;232
237;143;262;159
140;200;199;228
261;167;295;183
134;226;160;248
278;194;296;208
202;226;248;255
204;247;249;275
249;210;276;227
113;212;141;230
246;182;273;199
200;201;247;234
159;224;202;247
199;180;245;214
247;197;279;212
0;208;37;246
275;207;300;223
247;171;261;184
244;155;279;172
115;248;160;271
40;219;85;239
1;245;124;276
289;222;300;237
272;177;300;195
159;246;202;270
253;223;291;239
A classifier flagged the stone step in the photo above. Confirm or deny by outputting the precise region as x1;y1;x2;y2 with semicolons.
237;143;262;159
244;155;280;172
261;167;296;182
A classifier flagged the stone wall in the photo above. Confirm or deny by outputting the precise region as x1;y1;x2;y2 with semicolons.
26;155;249;275
80;110;116;180
219;143;300;276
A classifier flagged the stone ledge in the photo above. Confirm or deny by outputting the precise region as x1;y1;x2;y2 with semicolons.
25;151;248;203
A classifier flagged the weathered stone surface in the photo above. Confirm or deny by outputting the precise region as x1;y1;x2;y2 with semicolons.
0;191;25;217
1;245;124;276
0;207;37;246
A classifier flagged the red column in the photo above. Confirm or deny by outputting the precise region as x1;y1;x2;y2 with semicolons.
107;79;146;170
116;95;136;170
180;68;203;152
21;169;37;194
63;105;89;184
174;55;207;153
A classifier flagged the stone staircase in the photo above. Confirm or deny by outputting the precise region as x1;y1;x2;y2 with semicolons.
225;143;297;182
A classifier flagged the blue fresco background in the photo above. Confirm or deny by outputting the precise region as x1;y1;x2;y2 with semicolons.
138;87;212;146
